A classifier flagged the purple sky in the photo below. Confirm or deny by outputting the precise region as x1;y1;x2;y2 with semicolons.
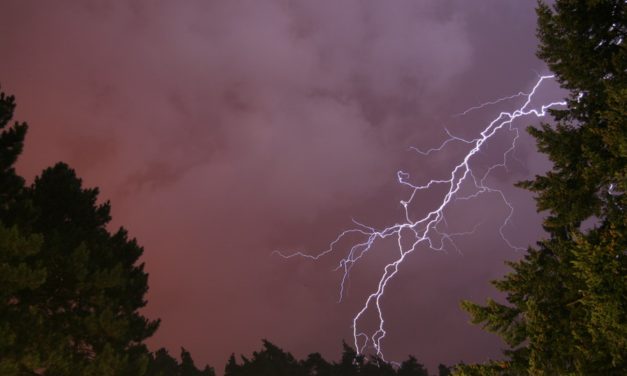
1;1;565;372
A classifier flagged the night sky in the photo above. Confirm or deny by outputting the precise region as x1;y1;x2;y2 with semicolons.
0;1;566;372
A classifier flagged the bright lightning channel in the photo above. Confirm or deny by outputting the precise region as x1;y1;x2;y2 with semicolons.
273;75;567;360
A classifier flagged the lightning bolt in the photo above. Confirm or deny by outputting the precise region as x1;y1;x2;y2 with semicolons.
274;75;567;360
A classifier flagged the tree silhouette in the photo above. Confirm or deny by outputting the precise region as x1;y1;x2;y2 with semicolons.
146;348;180;376
0;88;27;214
397;356;429;376
334;341;364;376
145;347;215;376
301;351;337;376
180;347;215;376
224;340;305;376
360;355;396;376
10;163;161;375
224;340;449;376
458;1;627;374
437;363;452;376
0;224;46;375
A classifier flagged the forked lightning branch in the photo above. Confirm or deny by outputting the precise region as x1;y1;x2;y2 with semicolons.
274;75;567;360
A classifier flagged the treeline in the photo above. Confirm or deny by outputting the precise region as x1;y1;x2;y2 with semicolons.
145;340;455;376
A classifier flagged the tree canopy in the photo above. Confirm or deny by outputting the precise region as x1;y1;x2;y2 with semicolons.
458;1;627;375
0;86;160;375
0;89;27;213
222;340;454;376
145;347;216;376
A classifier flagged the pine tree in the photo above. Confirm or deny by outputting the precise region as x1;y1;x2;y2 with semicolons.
145;347;215;376
11;163;161;375
0;85;160;374
335;341;364;376
360;355;396;376
146;348;180;376
301;352;336;376
224;353;242;376
437;363;452;376
396;355;429;376
223;340;305;376
0;87;49;375
0;88;27;215
0;224;46;375
180;347;216;376
458;1;627;375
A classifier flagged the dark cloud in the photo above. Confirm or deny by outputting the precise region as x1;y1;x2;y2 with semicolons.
1;0;565;372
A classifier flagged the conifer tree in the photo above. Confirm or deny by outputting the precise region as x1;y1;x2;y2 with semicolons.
224;353;242;376
437;363;452;376
223;339;450;376
335;341;364;376
458;1;627;375
0;88;27;215
360;355;396;376
145;347;215;376
0;87;48;375
180;347;216;376
396;355;428;376
227;340;305;376
146;348;180;376
9;162;161;375
0;224;46;375
301;352;336;376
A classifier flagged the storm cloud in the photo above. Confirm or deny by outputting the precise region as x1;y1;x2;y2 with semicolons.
1;0;562;371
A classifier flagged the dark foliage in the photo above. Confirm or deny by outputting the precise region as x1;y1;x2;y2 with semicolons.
223;339;452;376
0;88;27;215
458;1;627;375
0;87;159;375
146;348;215;376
